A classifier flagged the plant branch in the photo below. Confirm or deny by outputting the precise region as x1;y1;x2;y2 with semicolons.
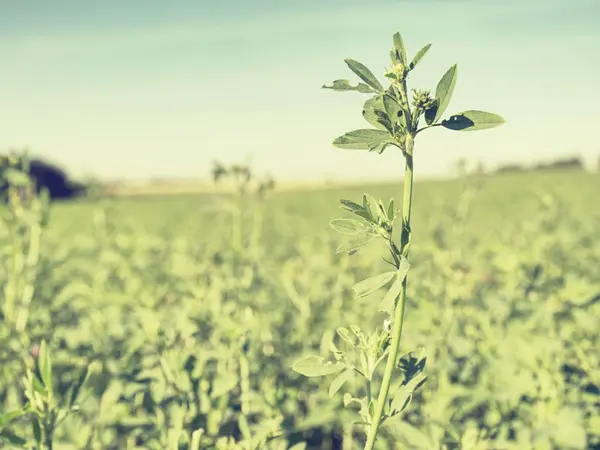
415;123;442;136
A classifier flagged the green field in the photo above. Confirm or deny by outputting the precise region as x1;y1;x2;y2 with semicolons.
1;171;599;449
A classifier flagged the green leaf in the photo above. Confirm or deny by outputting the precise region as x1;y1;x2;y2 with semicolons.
323;79;378;94
394;421;432;449
237;415;251;442
0;410;26;429
339;198;363;213
336;327;356;347
336;233;376;255
32;419;42;445
333;129;393;154
441;110;505;131
291;356;346;377
329;218;368;236
389;373;427;415
362;193;382;224
38;341;53;396
382;93;403;128
295;406;338;430
392;32;407;65
362;96;391;131
31;373;47;396
210;373;238;398
344;59;384;93
378;267;407;314
387;198;396;222
339;199;372;222
426;64;458;124
0;430;27;447
552;407;587;449
2;168;30;187
378;257;409;312
68;366;91;408
352;271;397;298
190;429;203;450
329;369;354;397
409;44;432;71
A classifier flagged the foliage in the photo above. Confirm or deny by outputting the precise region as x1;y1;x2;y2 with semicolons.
0;160;599;448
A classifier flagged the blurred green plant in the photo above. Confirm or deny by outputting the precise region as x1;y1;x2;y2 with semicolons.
211;160;276;253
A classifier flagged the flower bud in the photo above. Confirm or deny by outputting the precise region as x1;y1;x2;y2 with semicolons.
412;89;435;113
385;62;407;82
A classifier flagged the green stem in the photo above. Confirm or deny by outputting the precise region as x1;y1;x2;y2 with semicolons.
364;136;414;450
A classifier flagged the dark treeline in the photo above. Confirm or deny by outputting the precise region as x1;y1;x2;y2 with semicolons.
495;156;585;174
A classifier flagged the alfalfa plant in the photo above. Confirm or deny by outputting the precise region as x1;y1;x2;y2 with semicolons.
210;161;276;253
292;31;504;449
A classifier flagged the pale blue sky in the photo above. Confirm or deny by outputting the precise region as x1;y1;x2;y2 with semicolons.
0;0;598;181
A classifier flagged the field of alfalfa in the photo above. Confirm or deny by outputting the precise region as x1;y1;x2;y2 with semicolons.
1;170;599;449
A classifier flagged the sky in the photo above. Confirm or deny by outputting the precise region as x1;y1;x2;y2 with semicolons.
0;0;599;182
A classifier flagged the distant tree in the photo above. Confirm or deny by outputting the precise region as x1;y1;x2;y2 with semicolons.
0;152;87;200
495;163;525;174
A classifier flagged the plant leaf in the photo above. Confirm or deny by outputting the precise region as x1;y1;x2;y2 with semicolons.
362;193;381;224
329;369;354;397
68;366;91;408
38;340;53;396
409;44;432;71
0;410;26;429
0;430;27;447
441;110;505;131
332;129;392;152
339;199;363;213
382;93;403;129
329;218;368;236
427;64;458;124
323;79;378;94
339;199;373;222
291;356;346;377
190;429;203;450
362;96;391;131
393;32;408;65
2;168;30;187
393;419;433;449
336;233;376;255
210;373;238;398
387;198;396;222
378;258;410;313
344;59;384;92
336;327;356;346
389;373;427;415
352;271;397;298
32;419;42;445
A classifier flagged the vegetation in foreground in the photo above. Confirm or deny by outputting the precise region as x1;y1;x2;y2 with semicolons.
0;154;599;449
